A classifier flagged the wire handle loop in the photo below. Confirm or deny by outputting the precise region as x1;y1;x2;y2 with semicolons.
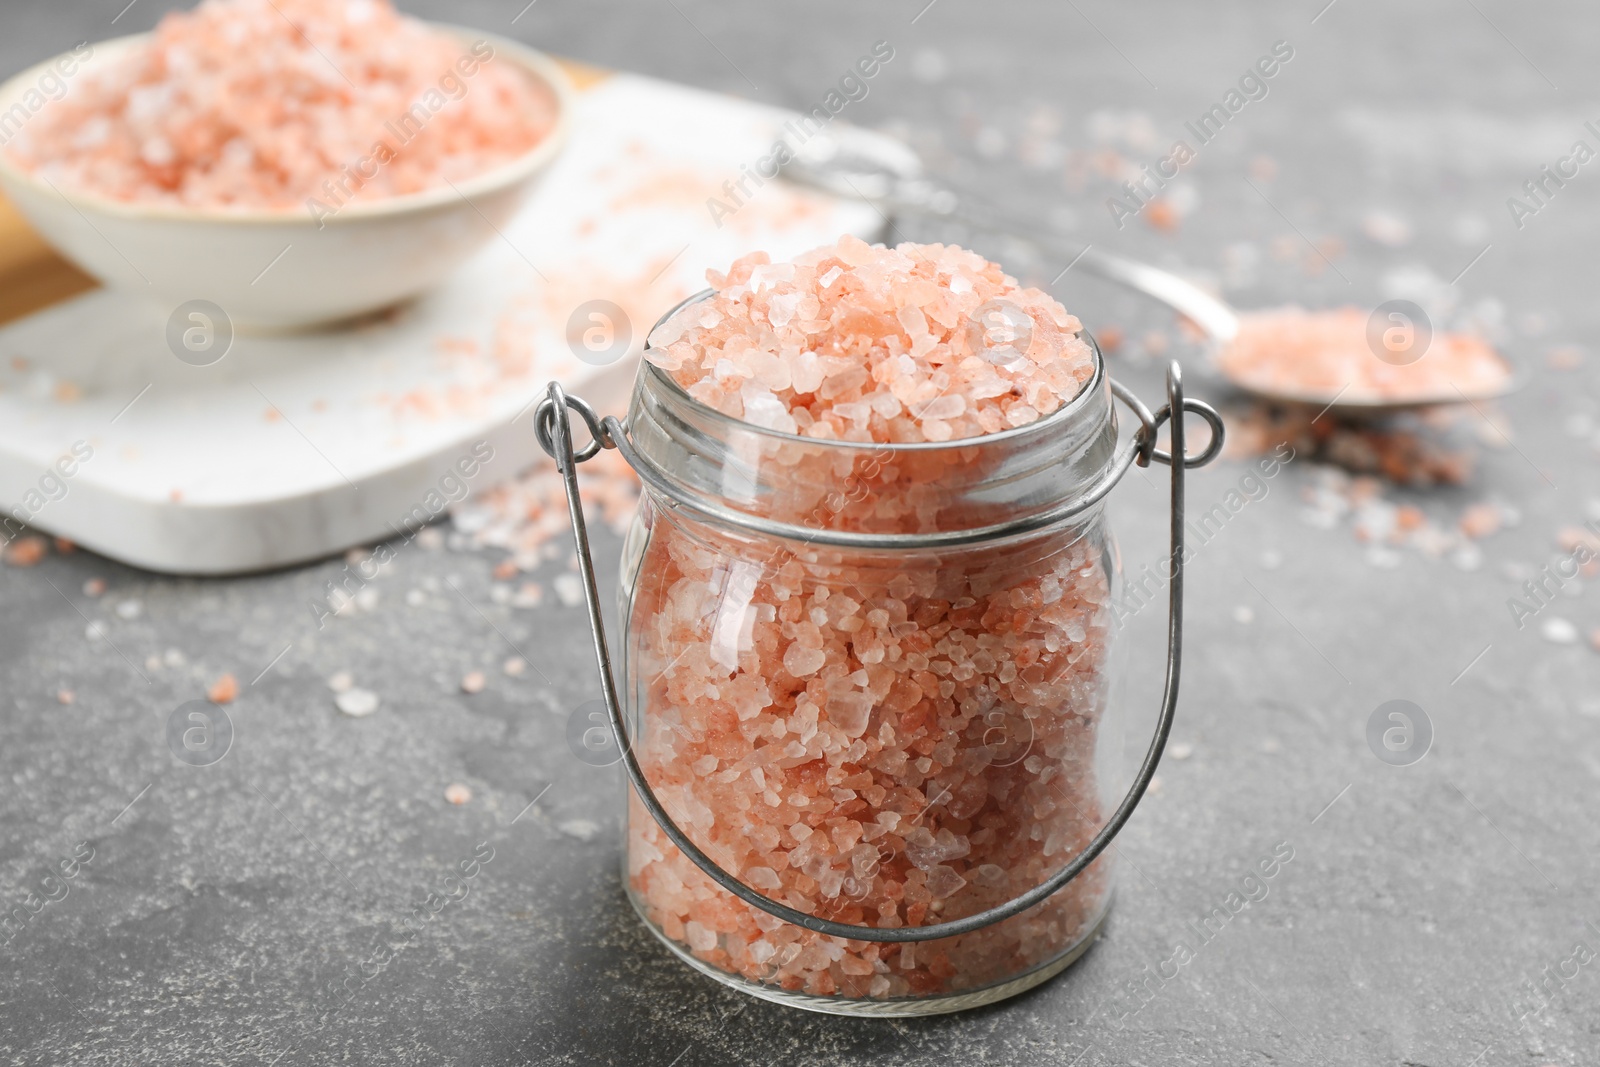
538;361;1219;942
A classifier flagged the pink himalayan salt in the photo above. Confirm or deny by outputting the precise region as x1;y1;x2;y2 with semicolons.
1219;307;1511;404
627;522;1114;999
646;236;1098;444
626;238;1113;1001
7;0;557;211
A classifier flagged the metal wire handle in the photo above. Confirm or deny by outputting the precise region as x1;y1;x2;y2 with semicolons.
538;360;1222;942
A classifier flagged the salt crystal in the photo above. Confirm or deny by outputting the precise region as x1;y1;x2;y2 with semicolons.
685;921;718;952
1542;618;1578;645
924;864;969;899
208;674;238;705
783;645;827;677
916;394;966;421
553;574;584;607
558;819;600;842
827;691;872;737
336;688;379;717
740;386;799;434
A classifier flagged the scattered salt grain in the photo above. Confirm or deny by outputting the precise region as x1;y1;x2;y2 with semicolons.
553;573;584;607
1458;503;1502;539
83;578;106;597
503;657;526;677
1541;618;1578;645
3;536;47;567
336;688;379;717
1232;605;1255;624
208;673;239;704
115;600;143;620
327;671;353;693
56;689;74;705
445;783;472;805
1168;742;1193;761
558;819;600;842
460;671;486;695
1361;210;1413;248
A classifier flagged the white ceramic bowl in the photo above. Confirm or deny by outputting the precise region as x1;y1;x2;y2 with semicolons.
0;28;572;330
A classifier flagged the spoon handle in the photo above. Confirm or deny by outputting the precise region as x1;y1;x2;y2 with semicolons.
1071;248;1240;343
886;185;1242;343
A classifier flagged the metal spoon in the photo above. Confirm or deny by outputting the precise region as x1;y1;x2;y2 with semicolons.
779;124;1520;416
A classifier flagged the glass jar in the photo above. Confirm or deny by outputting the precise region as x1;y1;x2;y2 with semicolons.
538;298;1220;1017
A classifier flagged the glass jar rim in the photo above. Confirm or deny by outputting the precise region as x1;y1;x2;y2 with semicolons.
640;288;1107;458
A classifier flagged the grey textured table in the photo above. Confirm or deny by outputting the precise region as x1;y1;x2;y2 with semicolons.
3;2;1598;1064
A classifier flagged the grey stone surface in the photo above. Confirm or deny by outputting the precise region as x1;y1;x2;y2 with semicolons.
3;1;1599;1064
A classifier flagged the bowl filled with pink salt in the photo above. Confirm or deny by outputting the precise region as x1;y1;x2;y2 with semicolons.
0;0;570;329
535;235;1225;1015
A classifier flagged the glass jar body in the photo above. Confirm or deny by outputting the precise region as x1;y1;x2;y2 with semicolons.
617;493;1124;1014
